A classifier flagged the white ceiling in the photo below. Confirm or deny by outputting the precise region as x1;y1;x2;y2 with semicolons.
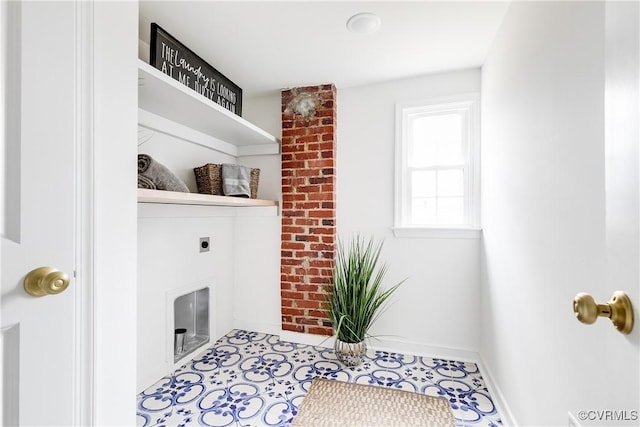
139;1;510;98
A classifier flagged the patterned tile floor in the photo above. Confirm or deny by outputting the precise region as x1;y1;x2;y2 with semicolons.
137;329;502;427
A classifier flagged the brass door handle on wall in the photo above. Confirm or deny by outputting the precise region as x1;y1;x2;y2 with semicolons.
573;291;634;334
23;266;70;297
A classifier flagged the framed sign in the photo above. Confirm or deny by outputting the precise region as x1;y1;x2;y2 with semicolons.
149;23;243;116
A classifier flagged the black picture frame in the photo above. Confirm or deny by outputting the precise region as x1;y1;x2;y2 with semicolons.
149;23;243;116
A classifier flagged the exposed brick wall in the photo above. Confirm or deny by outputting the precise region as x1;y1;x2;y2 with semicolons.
280;84;336;336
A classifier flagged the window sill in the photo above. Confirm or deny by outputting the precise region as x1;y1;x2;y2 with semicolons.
392;226;482;239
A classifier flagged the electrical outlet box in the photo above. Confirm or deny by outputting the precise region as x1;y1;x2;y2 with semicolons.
199;237;210;252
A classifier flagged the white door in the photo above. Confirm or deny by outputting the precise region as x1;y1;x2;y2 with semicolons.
1;2;84;425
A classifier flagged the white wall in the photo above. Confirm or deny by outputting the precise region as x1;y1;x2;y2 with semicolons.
235;75;485;357
137;205;235;391
233;211;282;335
137;128;236;191
233;93;283;336
137;101;283;391
481;2;639;425
136;134;237;391
337;70;482;356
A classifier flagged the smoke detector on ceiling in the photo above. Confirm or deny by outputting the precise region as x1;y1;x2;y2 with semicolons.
346;13;381;34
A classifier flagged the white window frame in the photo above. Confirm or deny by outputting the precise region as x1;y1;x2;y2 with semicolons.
393;93;481;239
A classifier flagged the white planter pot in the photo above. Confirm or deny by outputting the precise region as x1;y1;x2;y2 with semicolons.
334;338;367;367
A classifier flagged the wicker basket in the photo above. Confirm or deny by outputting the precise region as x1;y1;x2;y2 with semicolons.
194;163;260;199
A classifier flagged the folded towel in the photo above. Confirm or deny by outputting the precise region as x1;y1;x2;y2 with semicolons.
138;154;189;192
222;163;251;198
137;174;156;190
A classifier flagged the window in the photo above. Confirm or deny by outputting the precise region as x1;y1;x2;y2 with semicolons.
394;94;480;238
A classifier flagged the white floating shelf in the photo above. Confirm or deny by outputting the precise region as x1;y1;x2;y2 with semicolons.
137;188;278;207
138;60;280;154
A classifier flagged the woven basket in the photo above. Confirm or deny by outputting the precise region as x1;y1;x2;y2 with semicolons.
194;163;260;199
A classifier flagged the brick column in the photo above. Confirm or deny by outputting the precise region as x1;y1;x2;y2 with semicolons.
280;84;336;336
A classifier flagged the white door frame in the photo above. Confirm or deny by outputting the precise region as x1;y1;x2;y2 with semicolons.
87;1;139;424
75;1;96;424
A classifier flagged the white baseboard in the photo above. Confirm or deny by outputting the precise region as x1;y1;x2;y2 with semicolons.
277;331;481;361
368;335;481;363
475;355;518;427
278;330;334;348
232;318;281;337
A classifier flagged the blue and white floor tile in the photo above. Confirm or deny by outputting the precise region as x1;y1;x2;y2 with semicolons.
137;329;502;427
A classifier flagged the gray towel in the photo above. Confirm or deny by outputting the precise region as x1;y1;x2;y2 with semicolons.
222;163;251;197
138;154;189;192
137;174;156;190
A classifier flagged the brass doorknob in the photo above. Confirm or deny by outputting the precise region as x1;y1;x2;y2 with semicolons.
23;267;70;297
573;291;634;334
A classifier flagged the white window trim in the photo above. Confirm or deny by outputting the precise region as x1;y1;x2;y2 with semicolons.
393;93;481;239
392;226;481;239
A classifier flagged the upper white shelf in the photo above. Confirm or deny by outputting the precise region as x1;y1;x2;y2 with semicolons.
138;60;280;154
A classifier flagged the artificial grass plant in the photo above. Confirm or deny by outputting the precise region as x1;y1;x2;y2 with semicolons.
328;235;405;344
